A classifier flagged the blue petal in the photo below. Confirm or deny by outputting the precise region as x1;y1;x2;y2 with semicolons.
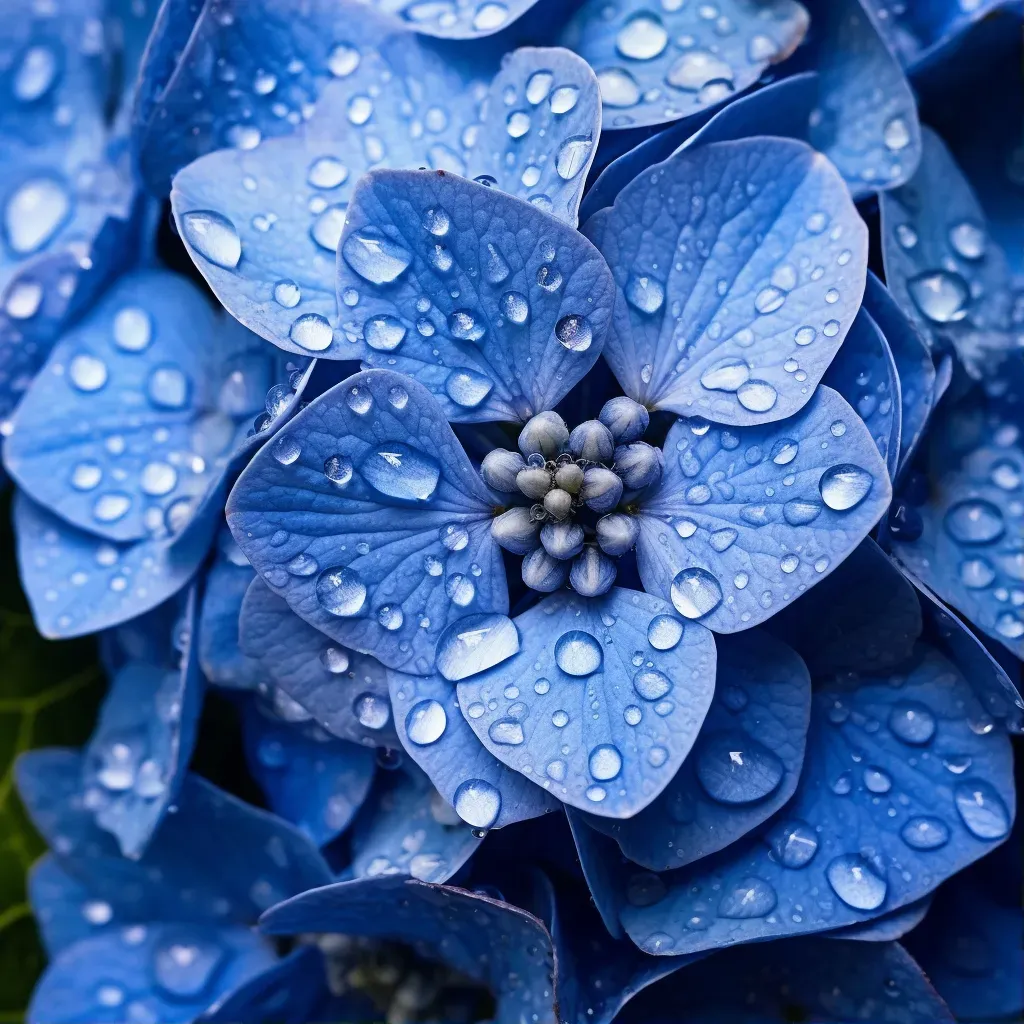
619;642;1015;955
768;538;922;677
238;576;399;746
242;699;376;846
635;386;893;633
260;875;557;1024
349;763;480;882
822;309;901;479
13;491;215;639
4;269;277;543
388;667;559;829
579;73;818;224
227;368;506;673
168;30;486;359
828;896;931;941
584;139;868;424
558;0;809;131
28;855;105;957
27;923;277;1024
16;748;333;925
333;169;614;422
615;937;954;1023
861;271;936;478
586;629;810;871
352;0;541;38
880;127;1014;378
566;808;629;939
457;587;716;818
809;0;921;197
82;589;203;858
463;47;600;226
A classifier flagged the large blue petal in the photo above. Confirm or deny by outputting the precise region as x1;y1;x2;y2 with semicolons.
584;139;868;424
13;491;215;639
238;576;399;746
558;0;809;131
618;642;1015;955
861;271;936;478
586;629;810;870
82;590;203;858
822;308;901;480
635;386;893;633
808;0;921;197
333;169;614;422
227;368;506;674
4;270;277;543
27;923;277;1024
260;875;558;1024
880;127;1014;379
349;763;480;882
16;748;333;925
242;699;376;846
615;938;954;1023
388;667;559;829
457;587;716;819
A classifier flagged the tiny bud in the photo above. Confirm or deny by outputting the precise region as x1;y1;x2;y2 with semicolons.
570;545;617;597
540;521;585;560
580;465;623;514
522;547;569;592
614;442;663;490
599;396;650;443
518;411;569;459
491;507;541;554
543;487;573;521
480;449;526;492
595;513;640;556
554;462;584;494
516;466;553;500
568;419;615;462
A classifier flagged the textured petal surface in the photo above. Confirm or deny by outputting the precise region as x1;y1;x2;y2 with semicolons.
829;896;931;941
82;590;202;858
334;169;614;422
260;875;558;1024
227;369;505;673
243;701;376;846
388;667;559;829
457;588;716;818
635;386;893;634
586;629;810;870
619;643;1015;955
585;139;868;424
559;0;809;131
13;491;214;639
238;576;399;747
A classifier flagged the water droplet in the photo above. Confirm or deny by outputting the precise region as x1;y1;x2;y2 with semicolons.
554;630;603;676
448;308;486;342
488;718;524;745
445;368;493;409
555;136;593;180
670;567;722;619
550;85;579;114
14;45;57;101
555;314;593;352
700;358;748;392
625;274;665;314
327;44;360;77
551;709;569;727
364;315;407;351
5;178;70;254
406;699;447;745
633;668;672;701
290;313;333;351
783;498;821;526
901;816;950;851
586;785;606;803
597;67;640;108
863;766;892;793
181;211;241;269
623;704;642;726
141;461;177;497
589;743;622;781
472;1;508;31
69;354;107;392
324;455;353;486
147;365;189;409
506;109;531;138
754;286;786;314
153;935;226;999
435;614;520;682
718;877;777;918
360;443;440;502
948;221;985;260
453;778;500;828
666;49;733;91
695;732;784;804
525;70;553;104
71;462;102;491
944;499;1005;545
647;614;683;650
908;270;970;323
737;380;777;413
423;207;450;236
616;13;668;59
954;781;1010;839
315;565;367;617
310;204;348;252
827;853;887;910
819;464;873;511
112;307;152;352
882;116;910;151
321;647;350;673
888;702;935;745
82;899;113;925
769;820;818;868
354;692;390;730
307;156;348;189
500;291;530;324
347;94;373;125
342;230;412;284
5;278;43;319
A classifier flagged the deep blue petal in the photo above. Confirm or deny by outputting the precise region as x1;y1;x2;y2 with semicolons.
822;308;901;480
28;855;104;957
558;0;809;131
388;667;559;829
619;642;1015;955
861;271;936;478
635;386;893;633
457;587;716;819
242;699;376;846
27;923;277;1024
349;763;480;882
566;808;629;939
13;491;215;639
227;368;507;673
238;576;399;746
82;589;203;858
880;127;1014;379
260;875;557;1024
586;629;810;870
615;937;954;1023
4;270;277;543
584;139;867;424
333;169;614;422
16;748;333;925
828;896;931;942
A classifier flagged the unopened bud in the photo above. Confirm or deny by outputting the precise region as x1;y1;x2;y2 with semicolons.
516;466;553;500
554;462;584;493
480;449;526;492
595;513;640;556
522;547;568;592
599;396;649;443
570;545;617;597
491;507;541;555
580;465;623;514
540;521;585;560
614;442;663;490
518;411;569;459
543;487;573;521
568;419;615;462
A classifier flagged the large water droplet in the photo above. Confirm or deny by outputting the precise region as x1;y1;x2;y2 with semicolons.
901;816;950;851
907;270;969;323
354;692;390;730
549;85;579;114
360;443;440;502
290;313;333;351
769;820;818;868
181;211;241;269
448;309;486;342
69;354;107;392
666;49;734;91
944;499;1005;545
444;368;493;409
310;204;348;252
500;291;530;324
5;178;71;255
737;380;778;413
453;778;501;828
525;70;553;104
819;464;873;511
435;614;519;682
488;718;524;745
342;229;412;284
700;358;749;392
826;853;887;910
364;314;407;351
597;67;640;108
718;877;777;918
695;732;784;804
555;314;593;352
588;743;622;781
888;702;936;745
307;157;348;189
616;13;668;59
555;136;593;180
554;630;603;676
633;668;672;701
954;780;1010;839
647;614;683;650
949;221;985;260
670;567;722;619
625;274;665;314
405;699;447;746
315;565;367;617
